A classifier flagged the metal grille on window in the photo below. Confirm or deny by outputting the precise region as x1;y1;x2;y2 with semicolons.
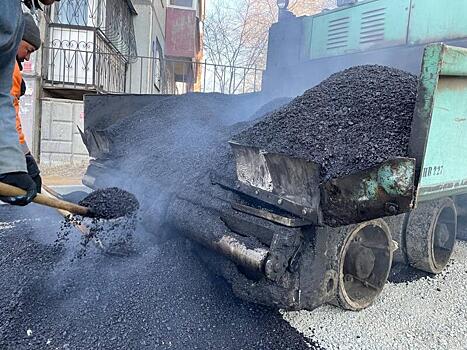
55;0;89;26
48;0;137;57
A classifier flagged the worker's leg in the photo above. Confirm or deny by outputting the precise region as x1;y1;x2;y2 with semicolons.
0;0;27;174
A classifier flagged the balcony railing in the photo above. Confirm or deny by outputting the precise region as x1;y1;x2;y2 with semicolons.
42;46;264;95
44;0;137;57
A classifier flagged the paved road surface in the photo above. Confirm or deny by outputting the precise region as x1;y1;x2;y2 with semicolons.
0;204;316;350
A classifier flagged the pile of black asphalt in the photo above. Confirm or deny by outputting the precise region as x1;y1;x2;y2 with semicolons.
0;205;318;350
233;65;418;179
78;187;140;220
99;93;291;192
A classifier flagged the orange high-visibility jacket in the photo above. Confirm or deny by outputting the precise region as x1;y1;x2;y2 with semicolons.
11;61;27;152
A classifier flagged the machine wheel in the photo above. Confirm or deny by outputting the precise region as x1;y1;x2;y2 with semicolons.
455;195;467;241
406;198;457;274
334;219;393;311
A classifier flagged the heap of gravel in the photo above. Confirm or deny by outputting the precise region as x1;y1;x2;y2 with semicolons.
283;242;467;350
233;65;418;179
78;187;139;219
0;206;316;350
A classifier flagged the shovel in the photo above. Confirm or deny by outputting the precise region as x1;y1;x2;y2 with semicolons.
0;182;95;218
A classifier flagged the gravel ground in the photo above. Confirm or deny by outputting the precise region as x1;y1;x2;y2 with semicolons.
283;241;467;350
0;205;315;350
40;162;89;178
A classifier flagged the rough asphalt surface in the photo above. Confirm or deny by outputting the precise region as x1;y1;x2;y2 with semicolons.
78;187;139;219
98;92;278;193
90;92;292;233
0;205;316;350
387;263;432;284
234;65;418;179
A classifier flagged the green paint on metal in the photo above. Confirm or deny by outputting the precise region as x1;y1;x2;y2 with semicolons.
414;44;467;201
307;0;410;59
408;0;467;45
354;159;415;201
301;16;314;62
298;0;467;62
418;77;467;198
361;178;379;200
440;46;467;77
408;44;443;163
378;161;415;196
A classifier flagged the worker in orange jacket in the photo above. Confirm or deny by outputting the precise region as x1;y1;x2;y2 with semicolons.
0;0;58;206
11;13;42;193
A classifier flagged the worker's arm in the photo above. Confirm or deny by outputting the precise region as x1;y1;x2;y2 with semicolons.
11;63;42;194
0;4;37;205
12;63;29;154
0;2;22;53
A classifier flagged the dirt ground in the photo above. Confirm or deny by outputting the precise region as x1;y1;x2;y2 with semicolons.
39;162;88;186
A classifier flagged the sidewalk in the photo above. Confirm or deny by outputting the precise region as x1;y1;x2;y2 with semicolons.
40;162;88;186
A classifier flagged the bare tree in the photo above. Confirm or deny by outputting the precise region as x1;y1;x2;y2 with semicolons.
289;0;336;16
203;0;336;93
203;0;276;93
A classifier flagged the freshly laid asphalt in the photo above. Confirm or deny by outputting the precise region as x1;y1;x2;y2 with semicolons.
0;204;317;350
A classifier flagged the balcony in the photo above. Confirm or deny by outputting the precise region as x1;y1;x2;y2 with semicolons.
41;0;263;97
42;47;263;96
42;0;137;98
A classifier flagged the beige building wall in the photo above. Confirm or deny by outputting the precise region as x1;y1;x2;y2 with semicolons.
40;99;88;165
39;0;168;164
127;0;167;93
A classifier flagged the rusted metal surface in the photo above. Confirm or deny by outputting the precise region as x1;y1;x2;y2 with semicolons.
231;202;312;228
230;139;416;226
321;158;416;226
165;7;196;58
229;142;322;224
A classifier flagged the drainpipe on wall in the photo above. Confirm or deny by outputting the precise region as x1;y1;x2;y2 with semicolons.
149;3;154;92
32;12;47;161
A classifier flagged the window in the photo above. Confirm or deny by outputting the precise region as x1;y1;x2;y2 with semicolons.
56;0;89;26
169;0;193;8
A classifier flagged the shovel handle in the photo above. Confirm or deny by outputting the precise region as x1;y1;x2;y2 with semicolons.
0;182;91;217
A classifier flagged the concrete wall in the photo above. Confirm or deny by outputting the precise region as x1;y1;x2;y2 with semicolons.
128;0;167;93
132;0;166;55
38;1;167;164
40;98;89;165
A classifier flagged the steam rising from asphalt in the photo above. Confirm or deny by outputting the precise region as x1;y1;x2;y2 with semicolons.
1;93;317;349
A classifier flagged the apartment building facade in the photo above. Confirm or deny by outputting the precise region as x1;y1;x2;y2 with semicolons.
21;0;204;165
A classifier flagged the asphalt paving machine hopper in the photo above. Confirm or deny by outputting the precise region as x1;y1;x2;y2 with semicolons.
169;44;467;311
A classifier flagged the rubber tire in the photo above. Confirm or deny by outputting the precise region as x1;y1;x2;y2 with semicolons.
405;198;457;274
331;219;393;311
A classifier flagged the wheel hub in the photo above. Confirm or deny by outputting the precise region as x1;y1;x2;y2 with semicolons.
345;243;376;280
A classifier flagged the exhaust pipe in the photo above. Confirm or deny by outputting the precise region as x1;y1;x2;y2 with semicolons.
166;197;269;273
